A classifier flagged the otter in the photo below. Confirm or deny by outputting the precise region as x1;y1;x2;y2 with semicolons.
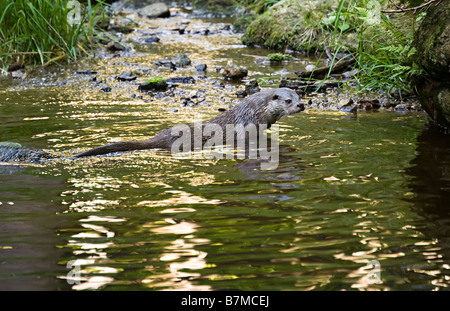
73;88;304;158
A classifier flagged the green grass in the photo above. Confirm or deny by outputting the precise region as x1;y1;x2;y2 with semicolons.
0;0;106;71
320;0;421;93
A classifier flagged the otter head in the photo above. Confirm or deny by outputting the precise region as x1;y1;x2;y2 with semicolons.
265;88;304;124
232;88;305;127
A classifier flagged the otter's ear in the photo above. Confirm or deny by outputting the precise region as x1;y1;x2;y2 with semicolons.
272;94;279;100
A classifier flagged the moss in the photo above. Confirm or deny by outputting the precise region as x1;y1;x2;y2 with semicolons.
411;0;450;128
242;10;295;49
146;76;165;84
232;15;256;32
414;10;448;78
241;0;336;52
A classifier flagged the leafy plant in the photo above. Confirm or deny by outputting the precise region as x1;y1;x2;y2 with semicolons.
318;0;421;92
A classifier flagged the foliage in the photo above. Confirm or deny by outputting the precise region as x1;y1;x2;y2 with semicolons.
319;0;423;92
0;0;106;70
239;0;427;92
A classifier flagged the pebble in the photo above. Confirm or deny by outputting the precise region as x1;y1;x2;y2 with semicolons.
195;64;207;72
223;61;248;80
117;71;137;81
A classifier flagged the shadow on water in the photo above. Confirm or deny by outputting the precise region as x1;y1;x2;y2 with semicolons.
0;170;71;290
406;125;450;216
405;125;450;281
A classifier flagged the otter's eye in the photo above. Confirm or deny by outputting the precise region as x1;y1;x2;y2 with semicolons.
286;99;292;104
272;95;279;100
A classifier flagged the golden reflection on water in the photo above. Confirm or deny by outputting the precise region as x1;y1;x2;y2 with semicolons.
138;190;222;207
62;215;127;290
62;177;218;290
143;220;212;291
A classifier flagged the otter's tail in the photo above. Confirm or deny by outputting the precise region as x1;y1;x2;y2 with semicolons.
73;140;156;158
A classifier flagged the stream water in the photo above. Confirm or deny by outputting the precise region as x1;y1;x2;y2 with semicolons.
1;9;450;291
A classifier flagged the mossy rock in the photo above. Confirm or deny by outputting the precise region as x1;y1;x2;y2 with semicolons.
267;53;292;62
241;0;336;51
139;77;168;91
241;10;293;49
232;15;257;33
0;143;53;163
413;1;450;79
412;0;450;128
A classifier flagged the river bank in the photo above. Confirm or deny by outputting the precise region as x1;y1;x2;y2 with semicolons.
2;2;423;117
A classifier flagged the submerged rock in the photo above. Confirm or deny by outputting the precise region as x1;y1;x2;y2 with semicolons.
412;0;450;128
166;76;195;84
0;142;53;164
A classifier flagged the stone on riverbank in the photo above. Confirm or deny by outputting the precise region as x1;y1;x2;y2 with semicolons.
195;64;207;72
223;61;248;80
245;79;260;94
107;41;126;51
155;54;191;69
139;3;170;18
117;71;137;81
171;54;191;67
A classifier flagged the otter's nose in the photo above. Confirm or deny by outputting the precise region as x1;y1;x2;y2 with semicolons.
297;103;305;111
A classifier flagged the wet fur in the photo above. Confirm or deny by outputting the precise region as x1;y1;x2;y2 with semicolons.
73;88;304;158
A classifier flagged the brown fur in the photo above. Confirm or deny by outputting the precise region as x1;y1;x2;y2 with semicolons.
73;88;304;158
